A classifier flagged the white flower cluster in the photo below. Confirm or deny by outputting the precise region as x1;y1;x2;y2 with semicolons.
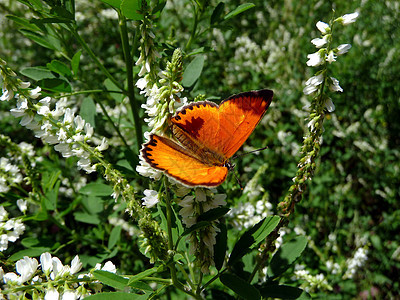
141;189;160;208
0;157;23;193
178;188;227;228
343;247;368;279
1;75;109;174
294;268;332;292
136;49;188;182
0;206;25;251
303;12;359;112
228;200;272;231
0;252;117;299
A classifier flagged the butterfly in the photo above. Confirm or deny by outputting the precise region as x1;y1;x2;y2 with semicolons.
141;89;273;187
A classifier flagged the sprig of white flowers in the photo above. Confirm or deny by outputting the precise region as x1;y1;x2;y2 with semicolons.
0;252;116;299
0;60;109;175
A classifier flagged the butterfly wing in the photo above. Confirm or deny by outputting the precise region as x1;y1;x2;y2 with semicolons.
218;89;273;158
141;134;228;187
171;89;273;159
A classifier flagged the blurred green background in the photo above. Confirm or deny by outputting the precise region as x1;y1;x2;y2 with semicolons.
1;0;399;298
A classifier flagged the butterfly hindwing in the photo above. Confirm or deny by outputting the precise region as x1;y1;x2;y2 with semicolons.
141;134;228;187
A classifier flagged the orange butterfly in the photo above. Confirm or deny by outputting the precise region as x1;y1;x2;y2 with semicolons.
141;89;273;187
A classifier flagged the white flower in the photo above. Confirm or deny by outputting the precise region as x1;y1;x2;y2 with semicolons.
61;290;77;300
29;86;42;99
0;234;8;251
40;252;53;274
51;257;69;280
325;50;336;63
96;138;109;152
45;288;60;300
325;98;335;112
336;44;352;55
142;189;160;208
303;74;324;95
16;199;28;214
16;256;38;283
19;82;31;89
329;77;343;92
340;12;359;25
70;255;82;274
3;272;19;284
63;108;74;125
74;115;85;131
84;123;94;139
0;89;13;101
316;21;330;34
311;35;328;48
306;50;324;67
96;261;117;273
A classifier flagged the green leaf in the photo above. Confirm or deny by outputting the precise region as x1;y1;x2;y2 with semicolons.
121;0;145;20
197;207;230;222
259;285;310;299
181;55;205;87
9;248;51;261
80;97;96;127
20;30;58;51
267;236;308;279
71;50;82;75
50;6;75;20
214;221;227;271
20;67;56;81
30;17;73;25
224;3;255;21
104;78;124;102
181;221;210;237
39;78;71;93
6;15;41;32
211;2;225;25
47;60;72;77
228;216;280;265
99;0;122;9
79;182;113;197
220;273;261;300
85;292;149;300
92;270;129;290
73;212;100;225
108;226;122;249
127;266;159;285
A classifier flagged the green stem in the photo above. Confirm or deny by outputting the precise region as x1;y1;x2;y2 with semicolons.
185;5;199;50
118;12;143;152
69;25;125;93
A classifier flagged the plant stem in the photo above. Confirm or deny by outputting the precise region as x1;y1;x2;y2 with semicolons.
118;12;143;151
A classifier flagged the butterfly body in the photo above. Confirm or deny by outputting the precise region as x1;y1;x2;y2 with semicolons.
141;89;273;187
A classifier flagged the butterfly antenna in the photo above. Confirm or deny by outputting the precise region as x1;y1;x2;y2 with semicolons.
232;146;269;160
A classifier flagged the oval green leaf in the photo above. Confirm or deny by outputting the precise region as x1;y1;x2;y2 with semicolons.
220;273;261;300
182;55;205;87
267;236;308;279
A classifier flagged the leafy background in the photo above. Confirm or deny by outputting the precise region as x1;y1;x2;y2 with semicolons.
1;0;399;298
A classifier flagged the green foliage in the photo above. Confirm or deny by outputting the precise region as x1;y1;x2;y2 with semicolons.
0;0;399;299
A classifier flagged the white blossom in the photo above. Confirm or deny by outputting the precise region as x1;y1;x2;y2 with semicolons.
45;288;60;300
340;12;359;25
70;255;82;275
311;35;328;48
325;50;336;63
329;77;343;92
336;44;352;55
306;50;324;67
16;256;38;283
142;189;160;208
316;21;330;34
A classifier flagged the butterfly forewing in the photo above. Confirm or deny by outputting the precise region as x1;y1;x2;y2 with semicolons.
218;89;273;158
